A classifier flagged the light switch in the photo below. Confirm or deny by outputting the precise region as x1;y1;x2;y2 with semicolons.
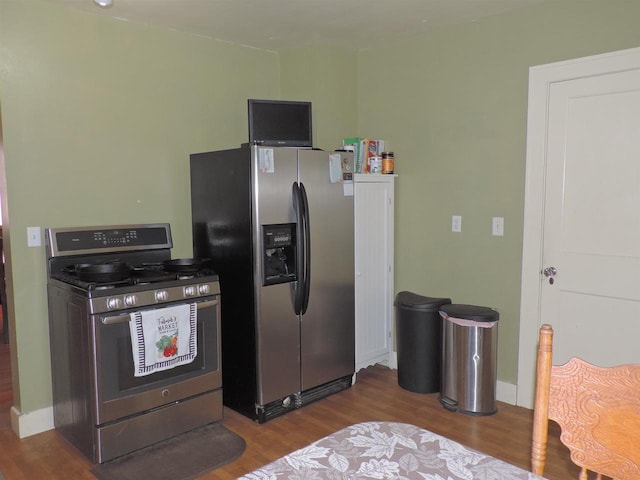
27;226;41;247
492;217;504;236
452;215;462;233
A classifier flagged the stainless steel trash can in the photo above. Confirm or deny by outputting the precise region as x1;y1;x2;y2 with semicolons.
394;292;451;393
439;304;499;415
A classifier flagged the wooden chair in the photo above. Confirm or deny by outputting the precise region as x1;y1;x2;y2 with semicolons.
531;324;640;479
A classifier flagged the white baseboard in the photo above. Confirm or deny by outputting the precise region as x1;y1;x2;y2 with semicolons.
385;352;518;406
496;380;517;405
10;405;54;438
10;366;518;440
389;351;398;369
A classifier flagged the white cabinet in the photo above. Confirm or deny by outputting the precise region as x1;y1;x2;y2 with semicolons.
354;174;396;372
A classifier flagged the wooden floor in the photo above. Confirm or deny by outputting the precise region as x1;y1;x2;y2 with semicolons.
0;363;578;479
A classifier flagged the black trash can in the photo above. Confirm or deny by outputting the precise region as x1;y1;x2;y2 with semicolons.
394;292;451;393
439;304;499;415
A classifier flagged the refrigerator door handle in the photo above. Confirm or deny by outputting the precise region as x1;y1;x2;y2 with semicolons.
292;182;305;315
300;182;311;314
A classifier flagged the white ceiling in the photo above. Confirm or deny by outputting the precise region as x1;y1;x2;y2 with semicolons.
45;0;547;50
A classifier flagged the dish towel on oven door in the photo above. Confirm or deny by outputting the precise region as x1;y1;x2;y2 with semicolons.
129;303;198;377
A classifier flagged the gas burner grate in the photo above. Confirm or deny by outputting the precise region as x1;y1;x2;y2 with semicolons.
51;264;219;291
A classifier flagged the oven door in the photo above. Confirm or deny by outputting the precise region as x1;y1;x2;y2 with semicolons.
91;297;221;425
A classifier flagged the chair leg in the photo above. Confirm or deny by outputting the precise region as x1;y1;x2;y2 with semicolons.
531;324;553;475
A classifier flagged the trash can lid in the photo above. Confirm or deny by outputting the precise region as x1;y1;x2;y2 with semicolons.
439;304;499;322
394;291;451;312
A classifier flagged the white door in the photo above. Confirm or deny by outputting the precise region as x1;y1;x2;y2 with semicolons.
517;47;640;408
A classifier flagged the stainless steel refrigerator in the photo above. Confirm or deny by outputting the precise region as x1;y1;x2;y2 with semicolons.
190;145;355;422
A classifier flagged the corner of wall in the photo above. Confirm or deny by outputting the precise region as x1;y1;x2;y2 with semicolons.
10;405;54;438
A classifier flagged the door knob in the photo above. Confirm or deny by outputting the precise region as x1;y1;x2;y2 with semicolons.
543;266;557;284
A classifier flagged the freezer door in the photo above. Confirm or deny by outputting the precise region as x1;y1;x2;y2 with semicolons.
298;150;355;390
252;147;302;405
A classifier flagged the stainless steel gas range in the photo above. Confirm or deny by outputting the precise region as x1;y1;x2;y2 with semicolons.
45;224;222;463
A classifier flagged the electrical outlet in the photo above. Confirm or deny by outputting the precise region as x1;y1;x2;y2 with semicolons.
492;217;504;236
27;226;41;247
452;215;462;233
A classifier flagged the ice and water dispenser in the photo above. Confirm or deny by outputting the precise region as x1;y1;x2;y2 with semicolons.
262;224;297;285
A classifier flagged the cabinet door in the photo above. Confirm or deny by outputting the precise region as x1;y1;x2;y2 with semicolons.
354;176;395;371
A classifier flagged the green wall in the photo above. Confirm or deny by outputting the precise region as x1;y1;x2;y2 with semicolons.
0;0;359;420
358;0;640;384
1;0;640;423
279;46;358;151
0;0;282;415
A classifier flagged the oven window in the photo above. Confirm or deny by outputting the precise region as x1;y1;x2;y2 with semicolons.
97;301;220;401
117;321;206;391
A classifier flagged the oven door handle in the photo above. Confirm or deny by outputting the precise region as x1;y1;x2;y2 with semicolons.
101;299;219;325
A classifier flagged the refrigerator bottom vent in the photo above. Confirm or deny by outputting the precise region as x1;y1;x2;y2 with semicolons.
256;374;354;423
300;375;353;405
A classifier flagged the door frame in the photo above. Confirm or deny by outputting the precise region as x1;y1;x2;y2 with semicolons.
516;46;640;409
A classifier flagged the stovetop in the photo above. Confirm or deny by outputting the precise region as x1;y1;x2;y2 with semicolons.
45;224;221;313
48;264;221;314
50;263;219;292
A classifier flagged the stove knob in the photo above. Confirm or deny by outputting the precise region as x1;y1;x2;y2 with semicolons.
184;286;197;297
198;284;210;295
107;297;122;310
124;295;137;307
155;290;168;302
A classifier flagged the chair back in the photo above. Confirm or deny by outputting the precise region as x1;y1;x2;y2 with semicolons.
531;324;640;479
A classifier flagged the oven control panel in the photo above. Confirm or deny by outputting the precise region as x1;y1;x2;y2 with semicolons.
89;280;221;314
46;224;172;258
